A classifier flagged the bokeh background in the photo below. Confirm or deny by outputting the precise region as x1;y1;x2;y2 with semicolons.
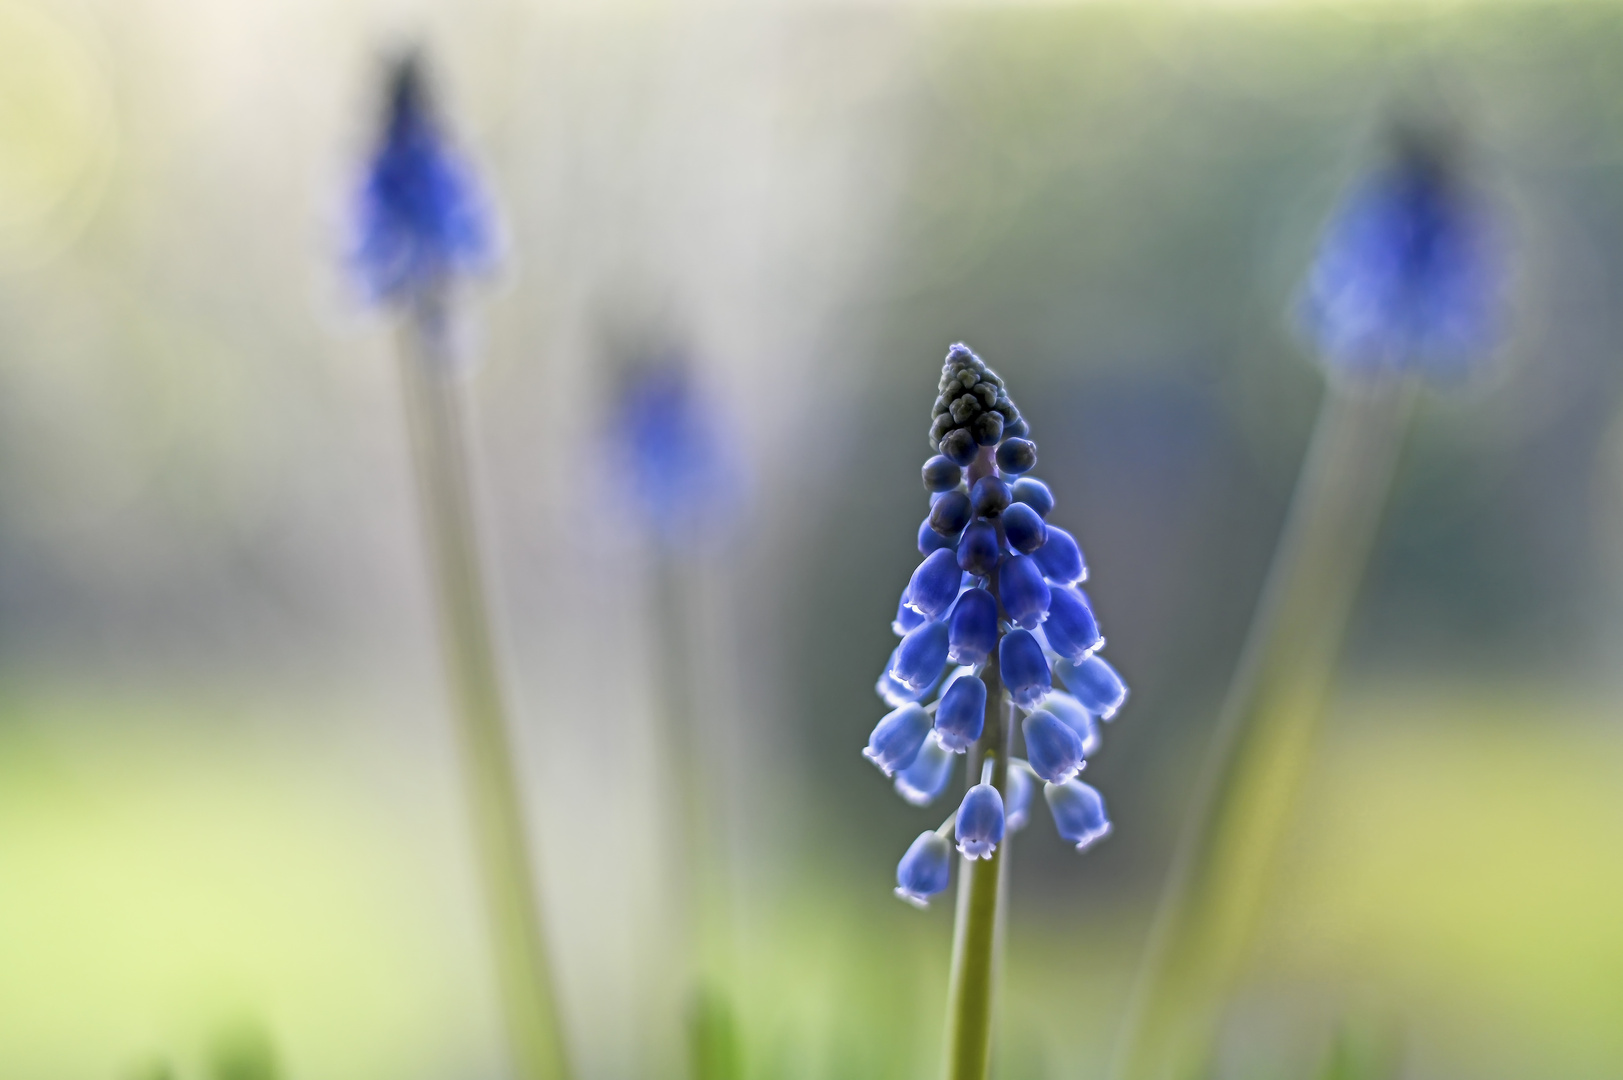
4;1;1623;1078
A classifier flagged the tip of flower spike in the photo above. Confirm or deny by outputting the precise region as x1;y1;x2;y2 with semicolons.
929;344;1029;458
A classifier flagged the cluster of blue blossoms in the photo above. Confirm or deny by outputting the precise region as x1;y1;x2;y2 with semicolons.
1300;123;1502;381
352;55;495;304
864;345;1130;907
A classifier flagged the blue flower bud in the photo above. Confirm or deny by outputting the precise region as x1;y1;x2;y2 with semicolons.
998;554;1051;630
970;476;1012;518
1005;764;1033;832
895;734;956;806
892;594;926;637
999;628;1052;710
948;588;999;666
1044;691;1101;758
905;549;962;620
933;672;986;752
922;455;963;493
1004;417;1029;439
955;783;1005;859
1044;779;1111;851
1033;526;1086;585
1044;586;1103;663
1002;502;1048;555
956;521;1001;578
1011;477;1053;517
1055;654;1129;720
1023;709;1086;784
995;438;1037;475
918;517;957;555
863;703;933;776
891;620;950;692
930;490;973;536
895;830;954;907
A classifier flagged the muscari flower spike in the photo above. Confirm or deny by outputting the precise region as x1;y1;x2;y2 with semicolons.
1300;120;1504;381
352;54;496;304
863;344;1133;907
609;356;737;547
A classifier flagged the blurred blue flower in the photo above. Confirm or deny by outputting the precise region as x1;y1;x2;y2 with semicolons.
864;703;933;778
895;831;954;908
895;735;956;806
610;358;737;547
1044;779;1112;851
1301;125;1504;379
352;55;495;303
868;344;1135;903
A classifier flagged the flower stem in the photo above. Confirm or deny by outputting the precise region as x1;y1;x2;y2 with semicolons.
1109;378;1417;1080
650;552;740;1080
942;647;1011;1080
397;294;572;1080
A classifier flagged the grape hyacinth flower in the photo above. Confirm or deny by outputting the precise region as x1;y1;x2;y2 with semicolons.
863;344;1133;1080
1300;122;1504;382
348;54;570;1080
1113;118;1508;1080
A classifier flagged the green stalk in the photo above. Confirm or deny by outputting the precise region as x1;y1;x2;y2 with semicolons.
650;553;740;1080
942;647;1011;1080
397;294;572;1080
1109;378;1417;1080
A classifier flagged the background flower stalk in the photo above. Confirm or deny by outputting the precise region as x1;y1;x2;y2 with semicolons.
356;56;571;1080
1111;118;1504;1080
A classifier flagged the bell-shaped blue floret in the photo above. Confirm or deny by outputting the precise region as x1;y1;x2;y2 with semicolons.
955;783;1005;860
893;594;927;637
948;588;999;666
877;644;934;706
863;703;933;777
1002;502;1048;555
1044;779;1111;851
905;549;962;620
1055;654;1129;720
895;830;954;907
957;521;1001;577
998;554;1051;630
1011;477;1053;518
999;629;1052;710
1005;764;1033;832
1033;526;1086;585
1023;709;1085;784
1045;586;1103;663
1044;692;1101;758
933;673;986;753
892;620;950;692
918;517;955;555
895;735;955;806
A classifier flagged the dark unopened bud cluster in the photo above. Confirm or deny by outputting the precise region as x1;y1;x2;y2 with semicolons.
928;344;1031;466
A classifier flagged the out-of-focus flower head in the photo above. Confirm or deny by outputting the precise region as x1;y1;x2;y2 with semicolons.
862;344;1132;906
352;53;496;304
609;353;738;548
1300;119;1504;381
